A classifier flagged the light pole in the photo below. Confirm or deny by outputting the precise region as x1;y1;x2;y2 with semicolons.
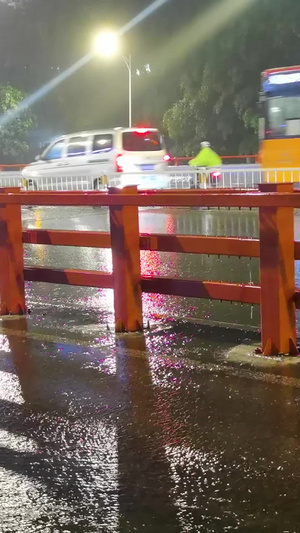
122;54;132;128
93;32;132;128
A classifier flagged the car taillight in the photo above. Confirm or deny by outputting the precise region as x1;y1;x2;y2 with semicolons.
163;154;171;162
135;128;149;134
115;153;124;173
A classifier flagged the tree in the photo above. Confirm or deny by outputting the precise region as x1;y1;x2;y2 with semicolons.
0;85;36;161
163;0;300;156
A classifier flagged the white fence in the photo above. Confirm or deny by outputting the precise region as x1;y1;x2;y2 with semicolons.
0;171;23;188
1;165;300;191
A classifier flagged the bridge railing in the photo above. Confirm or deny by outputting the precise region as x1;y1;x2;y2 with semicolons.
3;167;300;191
10;167;300;191
171;155;259;165
0;183;299;356
0;164;26;171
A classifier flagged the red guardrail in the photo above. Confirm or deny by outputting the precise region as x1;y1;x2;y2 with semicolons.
0;164;26;171
172;155;259;166
0;183;298;356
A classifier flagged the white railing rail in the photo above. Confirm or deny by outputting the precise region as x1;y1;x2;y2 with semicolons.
1;166;300;191
0;171;24;188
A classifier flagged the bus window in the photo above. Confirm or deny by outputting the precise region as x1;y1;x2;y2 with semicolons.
267;96;300;138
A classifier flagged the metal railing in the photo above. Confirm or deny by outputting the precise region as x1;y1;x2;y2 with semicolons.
0;171;24;188
172;155;259;165
2;166;300;191
22;167;300;191
167;167;300;188
0;183;300;356
166;167;265;189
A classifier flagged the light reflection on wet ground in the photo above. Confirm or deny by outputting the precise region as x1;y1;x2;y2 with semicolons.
1;207;300;531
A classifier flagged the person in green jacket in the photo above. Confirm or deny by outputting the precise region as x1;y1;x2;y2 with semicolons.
188;141;222;187
188;141;222;167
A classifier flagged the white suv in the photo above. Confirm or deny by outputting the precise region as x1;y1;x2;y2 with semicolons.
22;127;171;190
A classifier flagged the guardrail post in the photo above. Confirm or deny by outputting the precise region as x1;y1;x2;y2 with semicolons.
109;185;143;332
259;183;297;355
0;188;26;315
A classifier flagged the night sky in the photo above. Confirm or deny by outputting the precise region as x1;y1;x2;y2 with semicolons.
0;0;220;144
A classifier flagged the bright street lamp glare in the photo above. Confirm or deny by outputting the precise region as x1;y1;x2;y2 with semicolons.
92;30;132;127
94;32;119;57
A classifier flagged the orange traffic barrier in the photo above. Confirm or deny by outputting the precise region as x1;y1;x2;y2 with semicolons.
0;185;300;355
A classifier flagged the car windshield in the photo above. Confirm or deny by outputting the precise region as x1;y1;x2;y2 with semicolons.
42;139;65;160
122;131;162;151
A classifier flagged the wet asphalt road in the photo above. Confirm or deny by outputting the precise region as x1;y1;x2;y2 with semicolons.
1;206;300;532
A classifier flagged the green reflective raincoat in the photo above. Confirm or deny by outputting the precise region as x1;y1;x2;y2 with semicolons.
188;147;222;167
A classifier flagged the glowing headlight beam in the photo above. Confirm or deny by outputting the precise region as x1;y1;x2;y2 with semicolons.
0;0;171;128
0;53;92;128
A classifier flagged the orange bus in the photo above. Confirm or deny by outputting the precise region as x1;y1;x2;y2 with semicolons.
259;65;300;181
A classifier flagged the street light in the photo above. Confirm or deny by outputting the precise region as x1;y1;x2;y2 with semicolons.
94;32;118;57
122;54;132;128
93;31;132;128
